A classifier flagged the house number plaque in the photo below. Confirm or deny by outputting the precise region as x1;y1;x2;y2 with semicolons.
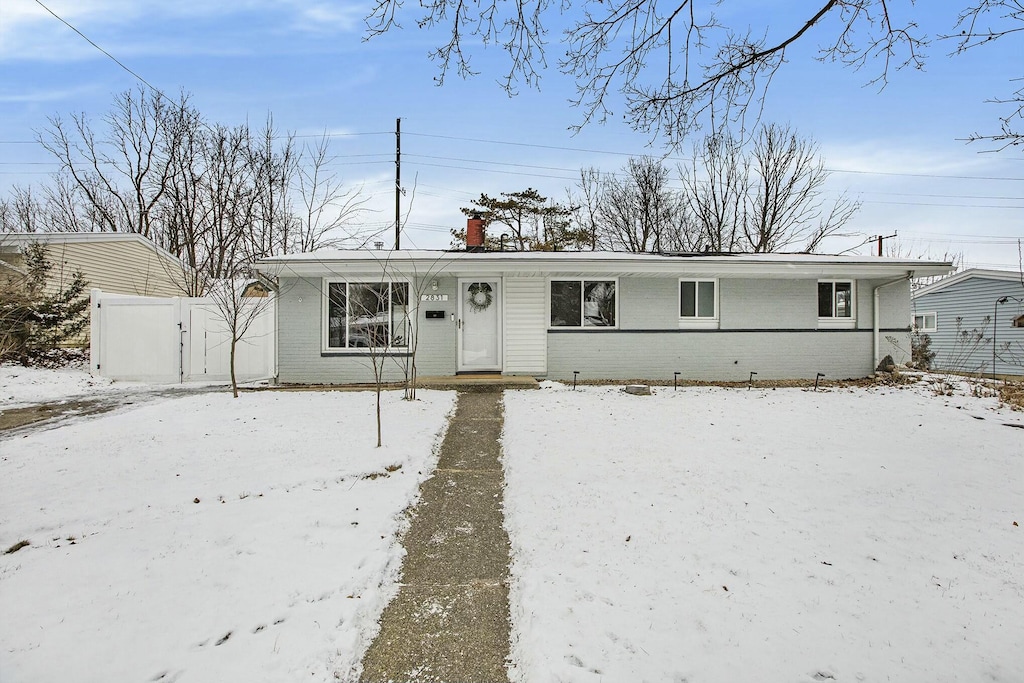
421;294;449;302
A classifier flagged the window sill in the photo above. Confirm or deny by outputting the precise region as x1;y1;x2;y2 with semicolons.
547;326;618;331
817;318;856;330
678;318;719;330
321;349;413;357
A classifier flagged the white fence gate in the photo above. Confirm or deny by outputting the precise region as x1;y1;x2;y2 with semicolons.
90;289;276;384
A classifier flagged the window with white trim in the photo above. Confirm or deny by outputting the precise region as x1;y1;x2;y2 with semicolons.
913;312;937;333
550;279;616;327
326;281;409;350
818;281;854;319
679;279;717;321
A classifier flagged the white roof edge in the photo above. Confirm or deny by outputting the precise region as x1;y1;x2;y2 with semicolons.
912;267;1024;298
254;249;954;278
0;231;184;268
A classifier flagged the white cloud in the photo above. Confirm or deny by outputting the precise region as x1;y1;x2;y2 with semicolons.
0;84;99;103
0;0;365;62
290;2;363;33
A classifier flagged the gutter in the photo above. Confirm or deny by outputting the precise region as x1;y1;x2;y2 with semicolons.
874;272;913;371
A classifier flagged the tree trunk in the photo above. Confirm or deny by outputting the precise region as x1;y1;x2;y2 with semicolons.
375;384;382;448
230;335;239;398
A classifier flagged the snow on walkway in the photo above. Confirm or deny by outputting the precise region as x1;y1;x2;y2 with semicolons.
0;389;455;683
502;382;1024;683
0;362;127;408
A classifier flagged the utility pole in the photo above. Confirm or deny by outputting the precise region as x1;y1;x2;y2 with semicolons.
874;232;897;256
395;117;401;250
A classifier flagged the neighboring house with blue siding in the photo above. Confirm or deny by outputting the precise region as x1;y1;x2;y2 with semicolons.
912;269;1024;378
256;236;952;384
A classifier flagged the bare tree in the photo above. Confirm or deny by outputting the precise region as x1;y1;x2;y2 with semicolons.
680;124;859;253
680;134;748;252
292;135;370;253
366;1;1021;146
744;124;859;253
206;272;276;399
944;1;1024;147
586;157;691;252
0;186;44;233
884;239;962;290
249;117;297;258
38;87;191;237
567;168;602;251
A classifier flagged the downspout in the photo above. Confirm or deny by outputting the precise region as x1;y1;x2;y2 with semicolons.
874;271;914;372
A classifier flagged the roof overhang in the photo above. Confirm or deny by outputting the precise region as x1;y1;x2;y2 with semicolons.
255;249;955;280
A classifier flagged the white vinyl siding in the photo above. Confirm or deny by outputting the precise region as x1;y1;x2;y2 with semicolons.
504;277;547;374
913;274;1024;377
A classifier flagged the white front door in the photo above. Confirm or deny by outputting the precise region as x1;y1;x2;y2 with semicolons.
458;278;502;372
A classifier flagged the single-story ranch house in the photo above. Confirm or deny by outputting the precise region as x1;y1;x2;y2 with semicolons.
256;235;953;384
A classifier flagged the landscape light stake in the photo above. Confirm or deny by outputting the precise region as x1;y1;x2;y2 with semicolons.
573;371;579;391
815;372;825;391
992;296;1021;381
674;371;680;390
748;371;757;390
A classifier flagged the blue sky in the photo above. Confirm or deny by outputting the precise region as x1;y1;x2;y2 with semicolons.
1;0;1022;270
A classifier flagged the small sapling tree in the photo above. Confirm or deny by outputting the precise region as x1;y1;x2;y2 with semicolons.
207;270;276;398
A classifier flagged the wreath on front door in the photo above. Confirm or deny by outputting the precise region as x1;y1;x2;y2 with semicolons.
467;282;494;312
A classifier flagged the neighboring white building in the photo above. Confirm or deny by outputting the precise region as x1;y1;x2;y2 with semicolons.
0;232;186;299
912;268;1024;378
1;232;188;347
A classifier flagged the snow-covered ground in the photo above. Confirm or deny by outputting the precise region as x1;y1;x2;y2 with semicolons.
0;389;455;683
4;369;1022;682
0;362;126;408
503;381;1024;683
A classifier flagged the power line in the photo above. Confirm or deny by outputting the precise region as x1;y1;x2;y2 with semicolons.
404;131;674;161
825;167;1024;182
33;0;159;92
403;130;1024;182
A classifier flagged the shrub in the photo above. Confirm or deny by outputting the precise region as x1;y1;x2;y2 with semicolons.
911;331;936;370
0;242;89;365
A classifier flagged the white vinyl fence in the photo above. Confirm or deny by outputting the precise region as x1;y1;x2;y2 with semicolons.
90;289;276;384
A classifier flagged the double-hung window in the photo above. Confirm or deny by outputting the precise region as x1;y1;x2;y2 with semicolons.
818;280;855;327
550;279;616;327
913;312;937;333
679;279;717;328
326;281;409;350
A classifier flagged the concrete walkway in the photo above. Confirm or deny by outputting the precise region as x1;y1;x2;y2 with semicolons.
360;391;512;683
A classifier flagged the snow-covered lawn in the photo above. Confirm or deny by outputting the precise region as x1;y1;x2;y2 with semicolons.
0;362;125;408
0;389;455;683
503;381;1024;683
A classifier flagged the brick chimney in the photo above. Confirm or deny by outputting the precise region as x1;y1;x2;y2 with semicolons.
466;214;486;251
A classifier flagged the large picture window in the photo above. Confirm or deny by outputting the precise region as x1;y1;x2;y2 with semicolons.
818;281;853;318
550;280;616;327
327;281;409;350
